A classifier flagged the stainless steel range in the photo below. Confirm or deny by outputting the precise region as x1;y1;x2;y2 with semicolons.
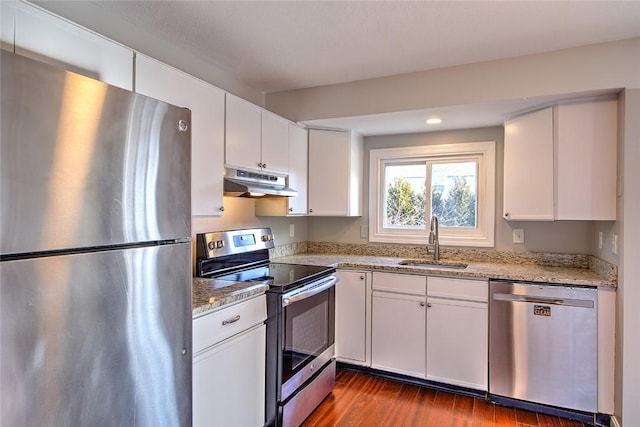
195;228;337;427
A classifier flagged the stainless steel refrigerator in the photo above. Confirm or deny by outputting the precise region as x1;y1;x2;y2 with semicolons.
1;50;192;426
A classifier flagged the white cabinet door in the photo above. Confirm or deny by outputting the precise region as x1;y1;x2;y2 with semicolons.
287;124;308;215
426;276;488;390
371;291;426;378
225;93;263;172
426;298;488;390
135;54;225;216
261;110;289;174
335;270;369;365
193;324;266;427
13;1;132;90
308;129;363;216
555;99;617;220
503;107;554;221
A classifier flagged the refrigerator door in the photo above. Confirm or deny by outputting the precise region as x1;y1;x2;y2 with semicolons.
1;242;192;427
1;50;191;256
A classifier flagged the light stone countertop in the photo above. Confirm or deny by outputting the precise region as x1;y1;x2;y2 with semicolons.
271;254;616;288
192;251;615;317
192;277;269;317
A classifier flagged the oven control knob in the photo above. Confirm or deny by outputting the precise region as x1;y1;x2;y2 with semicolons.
261;234;272;242
208;241;216;251
216;240;224;249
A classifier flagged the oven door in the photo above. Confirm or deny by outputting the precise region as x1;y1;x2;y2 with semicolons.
280;275;337;402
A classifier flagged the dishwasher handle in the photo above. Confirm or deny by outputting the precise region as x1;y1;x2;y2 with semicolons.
493;293;594;308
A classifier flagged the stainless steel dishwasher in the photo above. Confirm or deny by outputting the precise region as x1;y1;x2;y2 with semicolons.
489;280;598;413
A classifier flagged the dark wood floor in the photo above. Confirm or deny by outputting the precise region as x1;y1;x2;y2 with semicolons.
301;368;592;427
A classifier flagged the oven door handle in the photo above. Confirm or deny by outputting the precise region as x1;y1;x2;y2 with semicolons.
282;275;338;307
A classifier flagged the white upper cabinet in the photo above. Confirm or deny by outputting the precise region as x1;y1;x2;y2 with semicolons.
135;54;225;216
10;1;133;90
225;93;288;174
261;111;289;174
555;99;617;220
225;93;262;171
255;123;308;216
286;124;308;215
503;107;555;221
503;98;617;221
308;129;363;216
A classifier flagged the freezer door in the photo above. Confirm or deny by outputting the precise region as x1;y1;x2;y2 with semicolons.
1;50;191;255
489;281;598;412
1;243;192;427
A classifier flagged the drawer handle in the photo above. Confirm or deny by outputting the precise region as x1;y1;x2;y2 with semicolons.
222;315;241;325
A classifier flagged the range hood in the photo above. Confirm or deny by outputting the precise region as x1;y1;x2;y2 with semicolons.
224;167;298;197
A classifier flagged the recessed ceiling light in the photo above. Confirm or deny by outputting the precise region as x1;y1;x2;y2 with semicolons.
426;118;442;125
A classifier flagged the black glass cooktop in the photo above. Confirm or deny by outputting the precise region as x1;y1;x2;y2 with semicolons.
213;262;335;292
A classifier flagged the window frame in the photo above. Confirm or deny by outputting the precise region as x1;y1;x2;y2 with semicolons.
369;141;496;247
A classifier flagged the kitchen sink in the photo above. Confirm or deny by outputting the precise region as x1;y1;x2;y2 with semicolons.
398;259;469;269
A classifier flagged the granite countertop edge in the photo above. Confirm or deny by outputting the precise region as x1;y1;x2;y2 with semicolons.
192;278;269;317
271;254;616;289
192;253;615;316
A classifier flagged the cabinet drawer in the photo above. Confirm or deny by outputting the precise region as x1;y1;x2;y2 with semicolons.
372;272;426;295
427;277;488;302
193;295;267;354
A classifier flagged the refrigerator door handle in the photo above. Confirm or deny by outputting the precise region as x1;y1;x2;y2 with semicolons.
492;293;594;308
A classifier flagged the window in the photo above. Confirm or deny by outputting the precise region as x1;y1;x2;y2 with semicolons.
369;141;495;247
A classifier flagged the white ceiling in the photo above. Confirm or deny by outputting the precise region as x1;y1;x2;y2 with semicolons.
36;0;640;135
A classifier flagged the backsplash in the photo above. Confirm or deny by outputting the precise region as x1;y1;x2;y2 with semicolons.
270;241;618;284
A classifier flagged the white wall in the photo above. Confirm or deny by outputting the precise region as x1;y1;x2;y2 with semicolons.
308;126;594;253
618;88;640;426
266;38;640;122
192;197;308;245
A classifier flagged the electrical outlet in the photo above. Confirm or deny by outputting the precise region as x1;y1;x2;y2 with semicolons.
289;224;295;237
513;229;524;244
598;232;603;249
612;234;618;255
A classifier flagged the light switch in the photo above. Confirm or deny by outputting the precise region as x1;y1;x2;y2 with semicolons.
513;229;524;244
598;232;603;249
612;234;618;255
289;224;295;237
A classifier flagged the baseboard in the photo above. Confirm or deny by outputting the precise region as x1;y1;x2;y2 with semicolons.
610;414;622;427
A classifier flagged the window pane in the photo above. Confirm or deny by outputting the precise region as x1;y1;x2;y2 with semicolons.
384;163;426;228
430;161;477;228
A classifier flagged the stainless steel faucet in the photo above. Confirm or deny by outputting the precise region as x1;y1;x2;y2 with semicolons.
428;216;439;261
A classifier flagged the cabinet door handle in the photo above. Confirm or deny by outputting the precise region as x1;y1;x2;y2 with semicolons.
219;206;225;212
222;315;241;325
427;303;432;308
420;302;425;307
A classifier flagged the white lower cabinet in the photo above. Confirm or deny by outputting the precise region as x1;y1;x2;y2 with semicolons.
192;295;266;427
335;270;371;365
371;272;426;378
426;277;488;390
366;272;488;390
